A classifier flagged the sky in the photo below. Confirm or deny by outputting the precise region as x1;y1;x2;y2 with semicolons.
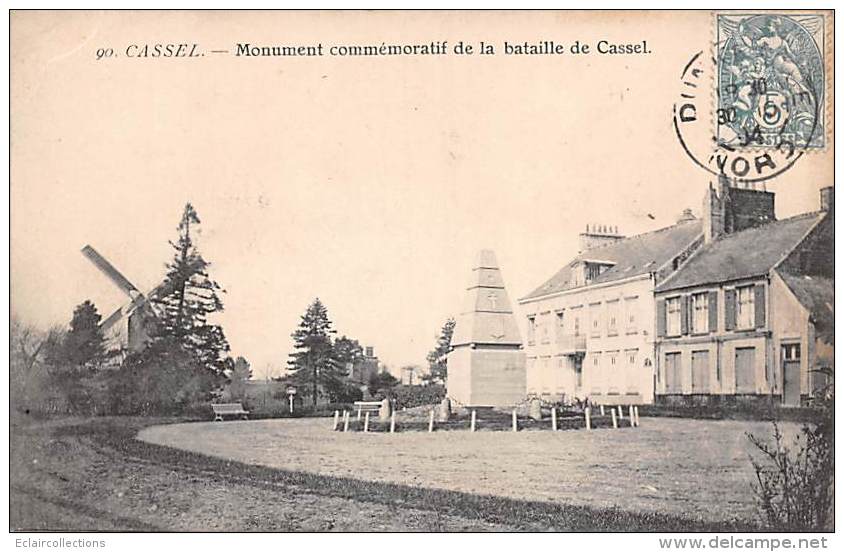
11;11;833;378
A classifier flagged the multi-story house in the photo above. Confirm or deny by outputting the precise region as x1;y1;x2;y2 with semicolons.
518;214;703;405
654;183;834;406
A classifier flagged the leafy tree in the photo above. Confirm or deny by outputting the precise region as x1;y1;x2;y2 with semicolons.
151;203;230;374
334;335;364;375
226;356;252;401
424;318;455;385
368;370;400;397
107;338;222;416
10;316;67;415
287;298;342;407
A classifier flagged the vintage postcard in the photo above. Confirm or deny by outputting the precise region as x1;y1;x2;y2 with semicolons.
8;9;835;538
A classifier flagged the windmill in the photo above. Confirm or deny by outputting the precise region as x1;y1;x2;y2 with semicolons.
80;245;165;356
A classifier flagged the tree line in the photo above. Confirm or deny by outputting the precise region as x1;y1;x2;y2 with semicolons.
11;202;457;418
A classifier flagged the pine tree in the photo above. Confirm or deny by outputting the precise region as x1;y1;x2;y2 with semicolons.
287;298;341;407
424;317;455;385
151;203;229;374
45;300;107;369
64;300;107;367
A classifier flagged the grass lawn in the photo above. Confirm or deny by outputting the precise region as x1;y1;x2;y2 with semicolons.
11;412;796;531
138;415;797;528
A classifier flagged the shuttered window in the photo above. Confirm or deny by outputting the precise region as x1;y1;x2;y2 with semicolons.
708;290;718;333
754;284;766;328
735;347;756;393
737;286;755;329
724;289;737;330
691;292;708;334
666;297;682;336
664;352;682;393
656;299;667;337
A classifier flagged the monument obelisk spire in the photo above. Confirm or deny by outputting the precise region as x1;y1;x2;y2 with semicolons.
447;249;526;407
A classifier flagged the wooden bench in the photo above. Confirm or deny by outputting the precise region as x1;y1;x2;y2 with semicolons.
211;403;249;421
353;401;382;419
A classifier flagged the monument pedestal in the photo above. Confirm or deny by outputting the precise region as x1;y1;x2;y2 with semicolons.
447;249;526;408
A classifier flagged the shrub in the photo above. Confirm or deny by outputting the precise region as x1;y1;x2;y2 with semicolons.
389;384;445;409
746;369;833;530
105;339;224;416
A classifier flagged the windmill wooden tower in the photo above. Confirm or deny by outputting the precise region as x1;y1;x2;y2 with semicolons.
80;245;164;356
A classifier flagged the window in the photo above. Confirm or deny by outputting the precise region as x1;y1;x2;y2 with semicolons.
666;297;682;336
735;346;756;392
664;352;682;393
590;353;602;392
607;300;619;336
691;350;710;392
572;310;582;336
628;350;637;366
574;356;583;388
527;316;536;344
540;314;550;344
691;292;709;334
625;297;638;333
782;343;801;361
590;303;602;337
737;286;755;329
555;311;565;342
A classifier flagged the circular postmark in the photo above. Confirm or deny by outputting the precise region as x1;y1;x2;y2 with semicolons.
673;13;825;183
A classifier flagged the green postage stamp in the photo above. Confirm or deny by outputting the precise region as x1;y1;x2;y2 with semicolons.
716;14;826;150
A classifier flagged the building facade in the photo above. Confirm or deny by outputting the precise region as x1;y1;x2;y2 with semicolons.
519;219;704;405
654;184;834;406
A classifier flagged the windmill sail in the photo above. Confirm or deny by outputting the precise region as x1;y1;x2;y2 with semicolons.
81;245;141;298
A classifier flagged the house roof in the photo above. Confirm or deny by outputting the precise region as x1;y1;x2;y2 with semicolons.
656;212;825;292
521;221;702;301
778;271;834;342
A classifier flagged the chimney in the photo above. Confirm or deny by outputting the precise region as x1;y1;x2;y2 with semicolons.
820;186;834;212
578;223;624;253
676;208;696;224
703;175;775;242
702;181;725;243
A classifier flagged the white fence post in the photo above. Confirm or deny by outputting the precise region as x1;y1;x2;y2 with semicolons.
512;409;518;432
600;405;605;416
343;410;349;432
332;410;339;430
585;407;592;430
629;405;635;426
364;411;370;433
611;408;618;429
551;407;558;431
618;406;624;420
634;406;640;427
470;409;477;432
428;409;435;433
390;410;396;433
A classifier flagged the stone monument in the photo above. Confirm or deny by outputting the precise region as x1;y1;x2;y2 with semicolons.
446;249;526;407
